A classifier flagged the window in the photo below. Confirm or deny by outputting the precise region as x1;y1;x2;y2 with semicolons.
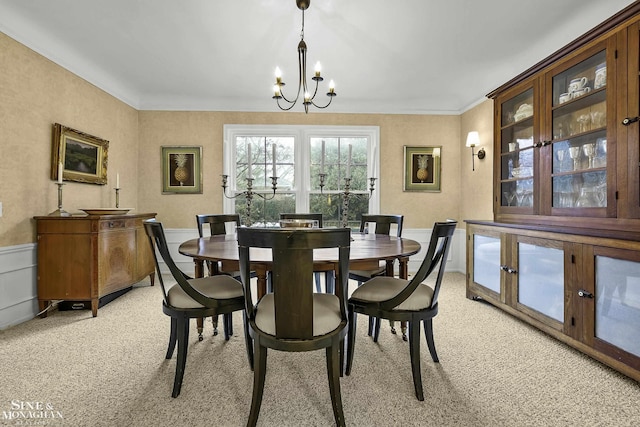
223;125;380;228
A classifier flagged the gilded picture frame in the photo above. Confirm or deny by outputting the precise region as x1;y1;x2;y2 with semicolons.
403;146;441;192
51;123;109;185
162;146;203;194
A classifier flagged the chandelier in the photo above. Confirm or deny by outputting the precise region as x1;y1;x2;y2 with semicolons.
272;0;337;114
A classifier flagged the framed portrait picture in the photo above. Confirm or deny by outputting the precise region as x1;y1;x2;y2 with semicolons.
403;146;441;192
162;146;203;194
51;123;109;185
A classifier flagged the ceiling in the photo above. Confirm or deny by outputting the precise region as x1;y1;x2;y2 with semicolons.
0;0;635;115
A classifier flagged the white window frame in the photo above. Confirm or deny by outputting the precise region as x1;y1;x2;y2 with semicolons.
223;124;380;216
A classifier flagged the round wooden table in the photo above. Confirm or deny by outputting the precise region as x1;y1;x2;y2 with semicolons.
179;231;421;297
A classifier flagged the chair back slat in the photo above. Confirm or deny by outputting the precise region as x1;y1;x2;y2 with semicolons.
196;214;240;237
380;221;456;310
273;245;315;339
238;228;350;340
360;214;403;237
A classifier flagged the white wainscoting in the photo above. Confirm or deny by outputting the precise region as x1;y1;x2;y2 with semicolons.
0;227;465;329
0;243;38;330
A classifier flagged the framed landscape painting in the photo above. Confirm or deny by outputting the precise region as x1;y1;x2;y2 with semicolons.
51;123;109;185
162;146;203;194
403;146;441;192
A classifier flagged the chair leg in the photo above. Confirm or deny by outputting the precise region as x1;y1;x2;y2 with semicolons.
367;316;375;336
326;272;335;294
408;320;424;401
243;313;254;370
314;272;322;293
211;315;219;337
345;306;357;376
423;318;439;363
247;337;267;427
326;343;346;427
223;313;233;341
372;317;381;343
172;316;190;398
197;317;204;341
166;317;178;359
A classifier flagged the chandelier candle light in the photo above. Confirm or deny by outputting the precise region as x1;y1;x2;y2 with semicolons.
272;0;337;114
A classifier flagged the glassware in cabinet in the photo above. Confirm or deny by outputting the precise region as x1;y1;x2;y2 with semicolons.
550;50;608;211
500;88;535;208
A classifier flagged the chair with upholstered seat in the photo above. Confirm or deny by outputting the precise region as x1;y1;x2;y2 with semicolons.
349;214;404;339
279;212;334;293
345;220;457;401
237;227;351;427
144;219;251;398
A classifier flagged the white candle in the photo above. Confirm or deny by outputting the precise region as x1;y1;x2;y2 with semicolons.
272;143;277;177
247;143;252;179
116;172;120;189
321;140;325;174
57;162;63;184
347;145;352;178
371;145;376;178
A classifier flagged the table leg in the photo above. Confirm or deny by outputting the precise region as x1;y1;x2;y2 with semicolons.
193;259;206;341
256;265;268;299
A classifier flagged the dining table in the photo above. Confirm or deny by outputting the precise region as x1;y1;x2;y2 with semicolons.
179;230;421;338
179;231;421;297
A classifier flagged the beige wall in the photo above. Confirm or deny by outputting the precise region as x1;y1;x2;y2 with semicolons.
0;32;139;247
1;30;495;247
138;111;463;228
460;100;495;226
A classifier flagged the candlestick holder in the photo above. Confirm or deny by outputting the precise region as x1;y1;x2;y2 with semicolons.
114;188;120;208
221;175;279;226
48;182;71;217
339;176;377;228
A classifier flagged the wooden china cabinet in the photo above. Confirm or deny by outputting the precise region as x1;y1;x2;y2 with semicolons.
466;2;640;383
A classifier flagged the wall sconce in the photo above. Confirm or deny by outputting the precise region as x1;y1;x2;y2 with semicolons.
466;131;485;171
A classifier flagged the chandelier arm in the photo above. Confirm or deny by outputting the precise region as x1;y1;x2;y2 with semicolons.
309;78;320;101
310;95;335;109
277;88;298;106
276;95;299;111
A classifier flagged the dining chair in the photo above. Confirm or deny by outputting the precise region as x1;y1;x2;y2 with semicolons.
237;227;351;427
345;220;457;401
196;214;240;275
144;219;251;398
348;214;404;339
279;212;334;293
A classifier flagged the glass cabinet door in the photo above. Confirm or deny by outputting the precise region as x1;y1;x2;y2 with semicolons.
499;87;535;210
549;48;609;213
515;238;565;328
594;254;640;360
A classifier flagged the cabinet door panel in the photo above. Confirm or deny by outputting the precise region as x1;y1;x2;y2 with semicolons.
595;255;640;358
516;239;564;324
472;234;501;294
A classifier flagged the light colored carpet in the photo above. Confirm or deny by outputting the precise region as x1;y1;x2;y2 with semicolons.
1;272;639;426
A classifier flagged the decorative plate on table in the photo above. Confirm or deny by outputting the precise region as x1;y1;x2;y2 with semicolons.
80;208;132;215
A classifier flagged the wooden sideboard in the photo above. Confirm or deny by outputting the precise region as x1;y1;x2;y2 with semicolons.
34;213;157;317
